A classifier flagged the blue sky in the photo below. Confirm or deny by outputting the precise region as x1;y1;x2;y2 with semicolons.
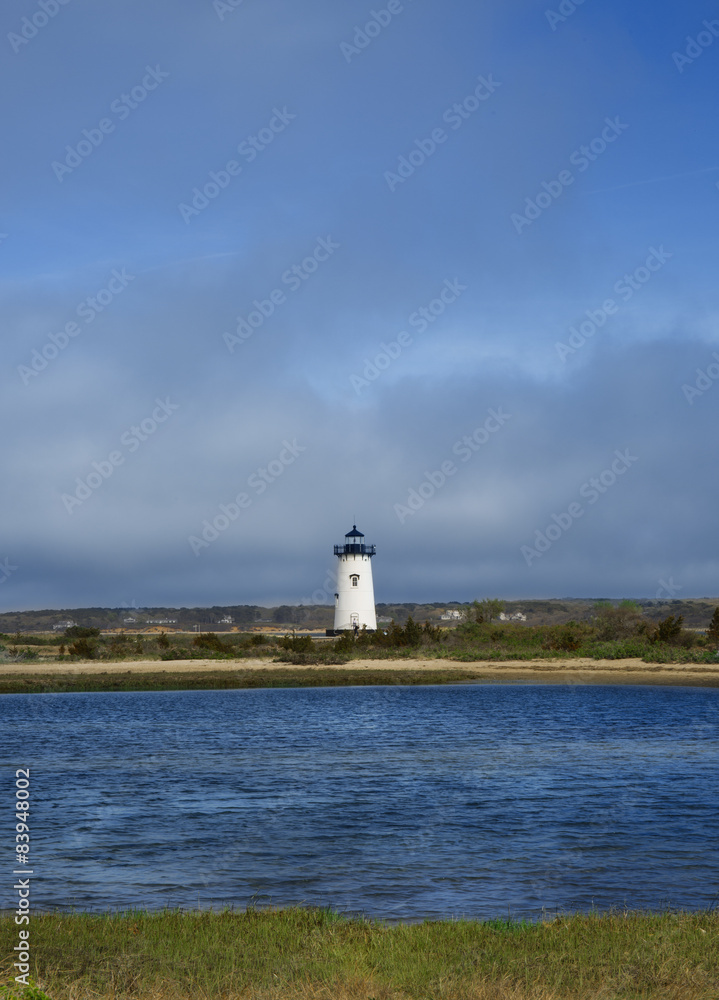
2;0;719;611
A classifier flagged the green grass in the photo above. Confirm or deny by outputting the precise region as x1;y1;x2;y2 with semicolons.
1;908;718;999
0;667;491;695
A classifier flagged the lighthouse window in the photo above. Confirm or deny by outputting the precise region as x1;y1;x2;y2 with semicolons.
350;574;359;587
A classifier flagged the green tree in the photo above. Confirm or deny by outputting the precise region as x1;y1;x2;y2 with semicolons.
471;598;505;624
706;607;719;646
423;620;441;641
403;615;423;646
653;614;684;645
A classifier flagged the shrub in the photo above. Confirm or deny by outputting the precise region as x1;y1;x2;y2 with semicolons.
651;614;684;645
279;633;313;653
585;639;655;660
334;632;355;655
706;606;719;646
373;616;432;648
192;632;230;655
592;603;648;641
105;636;129;659
542;621;594;652
469;598;505;623
64;626;100;639
68;638;96;659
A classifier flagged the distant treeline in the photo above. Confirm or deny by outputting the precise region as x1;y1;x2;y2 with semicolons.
1;597;718;634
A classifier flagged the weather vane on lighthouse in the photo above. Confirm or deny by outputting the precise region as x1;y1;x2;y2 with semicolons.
329;525;377;634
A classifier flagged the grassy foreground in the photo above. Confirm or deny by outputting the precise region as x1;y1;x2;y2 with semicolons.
1;908;718;1000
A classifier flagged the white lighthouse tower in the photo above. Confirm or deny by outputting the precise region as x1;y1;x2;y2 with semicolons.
332;525;377;633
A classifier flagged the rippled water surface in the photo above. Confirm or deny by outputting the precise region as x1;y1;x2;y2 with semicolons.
2;683;718;920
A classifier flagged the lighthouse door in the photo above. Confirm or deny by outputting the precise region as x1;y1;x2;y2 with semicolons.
350;613;359;627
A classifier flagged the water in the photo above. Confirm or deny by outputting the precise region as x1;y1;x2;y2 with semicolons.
2;683;718;921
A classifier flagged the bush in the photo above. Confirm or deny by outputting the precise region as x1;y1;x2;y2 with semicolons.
592;603;648;641
64;626;100;639
469;598;505;624
8;648;41;661
279;633;313;653
333;632;355;655
104;636;130;659
372;616;437;648
706;607;719;646
650;615;686;646
542;621;593;652
68;638;96;659
584;639;655;660
192;633;230;655
7;633;52;646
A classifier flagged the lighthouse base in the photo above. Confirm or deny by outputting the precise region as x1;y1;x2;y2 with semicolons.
325;628;377;637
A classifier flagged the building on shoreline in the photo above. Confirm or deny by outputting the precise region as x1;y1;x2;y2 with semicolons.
327;525;377;635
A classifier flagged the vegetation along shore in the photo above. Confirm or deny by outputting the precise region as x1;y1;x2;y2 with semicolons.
1;907;717;1000
2;600;719;693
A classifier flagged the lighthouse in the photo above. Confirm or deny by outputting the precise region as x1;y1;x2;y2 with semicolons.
332;525;377;633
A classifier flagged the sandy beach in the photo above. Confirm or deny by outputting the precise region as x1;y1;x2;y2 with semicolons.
1;656;718;687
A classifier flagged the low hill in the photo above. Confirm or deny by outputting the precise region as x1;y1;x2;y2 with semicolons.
0;598;716;634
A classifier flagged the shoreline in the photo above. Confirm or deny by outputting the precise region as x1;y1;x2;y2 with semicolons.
1;656;719;689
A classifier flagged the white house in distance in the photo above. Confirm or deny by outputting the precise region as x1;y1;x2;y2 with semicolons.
330;525;377;634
